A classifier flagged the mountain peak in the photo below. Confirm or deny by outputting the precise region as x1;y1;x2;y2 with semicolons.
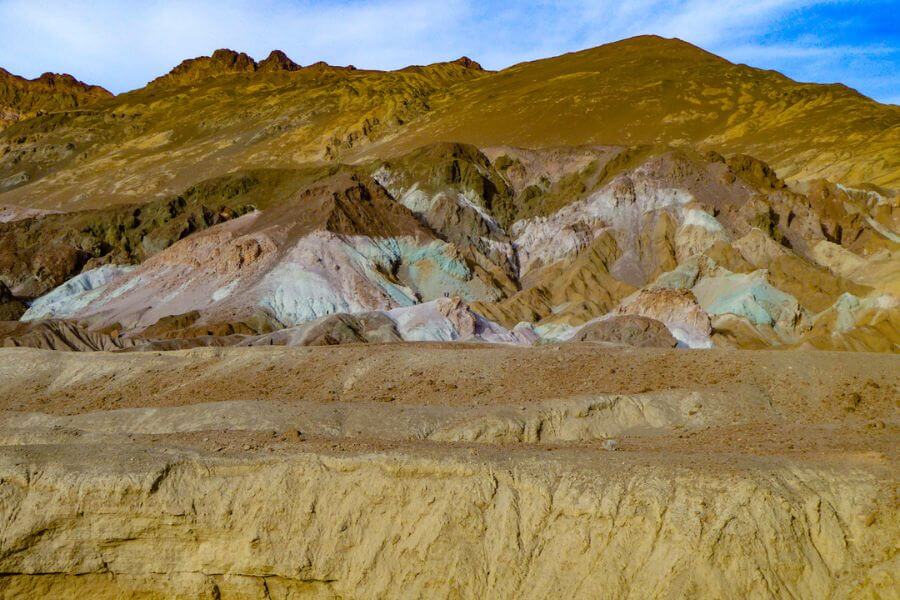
586;34;725;62
152;48;258;86
150;49;365;86
305;61;357;71
209;48;257;69
451;56;483;70
258;50;300;72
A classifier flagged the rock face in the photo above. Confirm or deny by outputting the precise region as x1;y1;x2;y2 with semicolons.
0;345;895;599
0;281;25;320
20;174;509;334
151;48;259;86
0;171;267;298
0;443;892;599
257;50;301;72
3;142;896;352
451;56;484;70
615;288;713;348
570;314;677;347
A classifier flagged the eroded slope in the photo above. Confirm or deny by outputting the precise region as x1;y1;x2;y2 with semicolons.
0;345;895;598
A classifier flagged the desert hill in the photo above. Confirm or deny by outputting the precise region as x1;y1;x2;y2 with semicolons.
0;33;898;599
0;49;486;209
0;68;111;131
1;36;897;214
0;37;896;353
379;36;900;188
2;142;896;352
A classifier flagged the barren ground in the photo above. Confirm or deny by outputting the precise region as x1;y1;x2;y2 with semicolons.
0;344;896;599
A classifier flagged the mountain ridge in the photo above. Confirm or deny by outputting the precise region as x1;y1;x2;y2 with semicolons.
0;67;112;129
0;36;896;355
1;32;899;600
1;34;895;213
374;35;899;188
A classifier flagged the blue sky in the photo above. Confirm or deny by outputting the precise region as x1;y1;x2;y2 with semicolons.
1;0;897;103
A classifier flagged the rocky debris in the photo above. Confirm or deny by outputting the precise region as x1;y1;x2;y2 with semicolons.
570;314;677;348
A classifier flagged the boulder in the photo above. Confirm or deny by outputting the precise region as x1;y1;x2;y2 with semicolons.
615;288;712;348
571;315;677;348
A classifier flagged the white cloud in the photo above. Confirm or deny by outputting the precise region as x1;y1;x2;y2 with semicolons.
724;43;897;60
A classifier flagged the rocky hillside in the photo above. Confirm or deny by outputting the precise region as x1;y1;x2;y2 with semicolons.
0;49;486;209
0;35;897;600
2;142;896;352
1;37;897;212
0;38;896;353
382;36;900;188
0;68;111;130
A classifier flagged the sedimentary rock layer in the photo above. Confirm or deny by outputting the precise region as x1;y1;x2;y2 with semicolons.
0;345;895;599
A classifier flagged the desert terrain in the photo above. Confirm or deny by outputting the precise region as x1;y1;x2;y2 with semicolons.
0;34;897;599
0;344;896;598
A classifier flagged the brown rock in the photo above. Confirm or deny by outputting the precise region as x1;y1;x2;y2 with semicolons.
571;315;677;348
0;281;25;320
258;50;301;72
451;56;484;71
